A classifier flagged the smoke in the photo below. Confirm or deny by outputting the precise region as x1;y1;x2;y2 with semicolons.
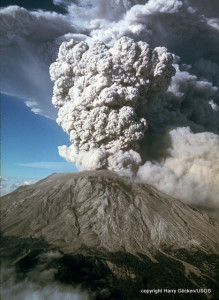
63;0;219;65
48;0;219;218
1;1;219;217
50;37;175;172
137;127;219;218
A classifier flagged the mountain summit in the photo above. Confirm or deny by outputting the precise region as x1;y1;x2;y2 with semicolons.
1;171;219;299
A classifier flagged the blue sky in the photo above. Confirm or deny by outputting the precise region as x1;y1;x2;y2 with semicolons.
0;0;78;195
1;93;77;180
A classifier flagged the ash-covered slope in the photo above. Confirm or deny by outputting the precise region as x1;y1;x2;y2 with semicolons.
1;171;219;299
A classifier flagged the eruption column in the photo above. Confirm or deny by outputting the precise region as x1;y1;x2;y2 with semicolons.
50;37;175;172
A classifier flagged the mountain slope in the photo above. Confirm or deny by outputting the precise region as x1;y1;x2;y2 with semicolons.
1;171;219;299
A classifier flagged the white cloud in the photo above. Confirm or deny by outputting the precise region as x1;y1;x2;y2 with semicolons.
1;251;90;300
0;177;37;196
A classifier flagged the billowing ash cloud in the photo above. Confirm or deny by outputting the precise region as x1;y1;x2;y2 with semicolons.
48;0;219;218
137;127;219;219
1;0;219;218
50;37;175;172
1;0;219;117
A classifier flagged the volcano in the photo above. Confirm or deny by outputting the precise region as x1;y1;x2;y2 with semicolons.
1;171;219;299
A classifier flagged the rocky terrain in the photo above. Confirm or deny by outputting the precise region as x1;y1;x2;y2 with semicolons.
1;171;219;299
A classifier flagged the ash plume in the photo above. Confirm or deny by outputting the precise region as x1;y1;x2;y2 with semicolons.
47;0;219;218
50;37;175;173
1;0;219;218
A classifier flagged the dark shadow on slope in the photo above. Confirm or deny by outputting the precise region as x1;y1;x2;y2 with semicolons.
1;235;218;300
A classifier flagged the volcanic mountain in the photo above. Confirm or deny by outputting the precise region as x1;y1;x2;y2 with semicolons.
1;171;219;299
